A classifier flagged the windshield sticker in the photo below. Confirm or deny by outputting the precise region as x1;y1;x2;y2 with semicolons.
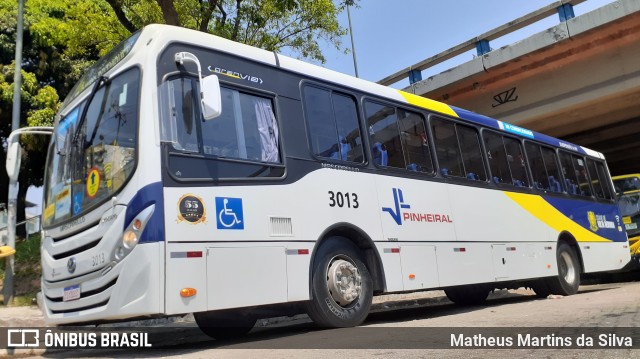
54;185;71;219
73;192;84;215
215;197;244;230
44;204;55;221
86;167;101;199
177;194;206;224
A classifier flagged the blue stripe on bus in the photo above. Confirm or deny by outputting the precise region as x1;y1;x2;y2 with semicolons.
451;106;587;155
543;195;628;243
125;182;165;243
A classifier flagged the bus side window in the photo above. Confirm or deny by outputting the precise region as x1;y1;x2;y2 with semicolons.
595;162;614;200
572;155;592;197
304;86;363;163
503;137;529;187
455;124;486;181
541;147;563;193
525;142;549;190
586;158;606;199
559;152;580;195
397;109;433;173
483;131;510;185
431;117;464;178
365;101;405;169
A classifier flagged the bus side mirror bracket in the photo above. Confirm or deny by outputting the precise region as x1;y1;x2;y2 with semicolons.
5;141;22;182
175;52;222;121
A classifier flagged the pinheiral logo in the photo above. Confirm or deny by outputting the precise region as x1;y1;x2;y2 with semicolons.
381;188;453;225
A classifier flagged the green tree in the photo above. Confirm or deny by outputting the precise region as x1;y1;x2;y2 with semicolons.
0;0;128;233
106;0;355;63
1;0;355;233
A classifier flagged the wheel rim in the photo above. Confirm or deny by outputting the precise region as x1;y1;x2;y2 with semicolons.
559;251;576;284
326;256;362;307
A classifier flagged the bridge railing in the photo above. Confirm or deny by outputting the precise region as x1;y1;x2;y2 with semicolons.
377;0;589;87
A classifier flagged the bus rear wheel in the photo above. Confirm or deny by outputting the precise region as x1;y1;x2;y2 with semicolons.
194;309;257;340
444;284;490;305
544;242;581;296
306;237;373;328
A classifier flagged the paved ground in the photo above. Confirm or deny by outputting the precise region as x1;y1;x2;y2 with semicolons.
2;281;640;358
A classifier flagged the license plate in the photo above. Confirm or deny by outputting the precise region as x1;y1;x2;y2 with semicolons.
63;285;81;302
626;223;638;230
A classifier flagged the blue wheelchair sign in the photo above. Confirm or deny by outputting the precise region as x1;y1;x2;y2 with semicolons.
215;197;244;230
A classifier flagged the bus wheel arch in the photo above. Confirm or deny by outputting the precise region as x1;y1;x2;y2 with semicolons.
306;229;380;328
533;232;583;297
309;224;386;298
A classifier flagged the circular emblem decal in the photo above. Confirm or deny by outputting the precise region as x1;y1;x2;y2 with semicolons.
67;257;77;274
177;194;206;224
86;167;101;199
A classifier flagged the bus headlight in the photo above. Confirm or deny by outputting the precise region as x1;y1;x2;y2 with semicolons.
123;230;139;249
113;204;155;262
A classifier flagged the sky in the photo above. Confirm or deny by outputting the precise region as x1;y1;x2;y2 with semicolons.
309;0;615;88
25;0;615;215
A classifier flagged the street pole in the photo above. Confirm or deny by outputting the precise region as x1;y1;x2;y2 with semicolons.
346;5;359;78
4;0;25;305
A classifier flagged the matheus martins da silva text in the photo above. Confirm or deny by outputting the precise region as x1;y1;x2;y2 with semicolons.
451;333;633;347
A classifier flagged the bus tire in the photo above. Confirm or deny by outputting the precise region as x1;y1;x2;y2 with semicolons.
545;242;581;296
306;237;373;328
194;309;257;340
530;280;551;298
444;284;490;305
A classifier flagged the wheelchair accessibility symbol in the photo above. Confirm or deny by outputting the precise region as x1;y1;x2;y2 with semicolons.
215;197;244;230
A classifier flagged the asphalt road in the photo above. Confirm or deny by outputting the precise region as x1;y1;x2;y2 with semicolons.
29;279;640;359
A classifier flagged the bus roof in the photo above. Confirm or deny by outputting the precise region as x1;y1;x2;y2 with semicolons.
142;25;606;159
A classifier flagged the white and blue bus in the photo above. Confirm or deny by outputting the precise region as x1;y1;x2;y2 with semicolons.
40;24;629;336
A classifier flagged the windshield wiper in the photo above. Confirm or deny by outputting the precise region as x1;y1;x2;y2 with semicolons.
73;76;110;144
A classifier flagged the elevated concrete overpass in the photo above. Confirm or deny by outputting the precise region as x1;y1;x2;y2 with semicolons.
380;0;640;175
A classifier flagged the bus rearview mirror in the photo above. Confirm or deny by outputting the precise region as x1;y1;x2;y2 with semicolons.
201;74;222;120
5;141;22;181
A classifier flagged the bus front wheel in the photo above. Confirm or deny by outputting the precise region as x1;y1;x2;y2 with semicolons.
306;237;373;328
544;242;581;296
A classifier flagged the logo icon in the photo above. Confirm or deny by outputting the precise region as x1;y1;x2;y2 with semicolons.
177;194;206;224
7;329;40;347
67;257;77;274
382;188;411;225
216;197;244;230
588;211;598;232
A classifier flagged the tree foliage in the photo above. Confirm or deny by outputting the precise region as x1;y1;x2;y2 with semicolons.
0;0;354;231
107;0;354;63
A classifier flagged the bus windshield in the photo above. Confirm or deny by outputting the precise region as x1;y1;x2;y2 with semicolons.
43;68;140;228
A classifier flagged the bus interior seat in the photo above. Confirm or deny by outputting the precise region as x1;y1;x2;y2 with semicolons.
373;142;388;166
466;172;479;181
548;176;562;192
565;179;578;195
407;163;418;171
440;168;449;177
339;137;350;161
493;176;501;184
513;179;524;187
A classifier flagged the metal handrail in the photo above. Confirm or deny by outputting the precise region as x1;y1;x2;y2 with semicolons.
377;0;588;86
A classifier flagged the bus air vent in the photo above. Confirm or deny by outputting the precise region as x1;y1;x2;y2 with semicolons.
270;217;293;237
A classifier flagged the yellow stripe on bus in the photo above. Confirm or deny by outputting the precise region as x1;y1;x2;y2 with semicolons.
505;192;612;242
398;91;459;118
